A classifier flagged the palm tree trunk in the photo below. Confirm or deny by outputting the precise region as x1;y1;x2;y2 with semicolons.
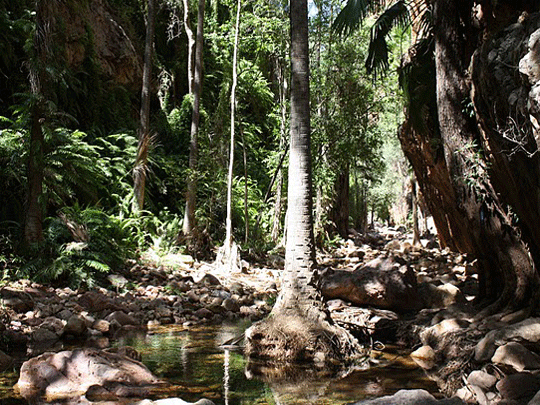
245;0;360;365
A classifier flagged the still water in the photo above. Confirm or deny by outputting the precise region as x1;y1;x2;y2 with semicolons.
1;321;438;404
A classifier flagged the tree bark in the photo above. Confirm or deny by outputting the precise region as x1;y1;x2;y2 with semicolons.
182;0;205;247
182;0;195;95
332;164;349;239
245;0;360;365
133;0;156;213
432;0;539;312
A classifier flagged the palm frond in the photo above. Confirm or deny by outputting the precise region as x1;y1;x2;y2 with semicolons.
333;0;374;37
366;0;409;75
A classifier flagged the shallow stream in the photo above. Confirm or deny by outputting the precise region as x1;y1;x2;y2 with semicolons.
1;321;439;404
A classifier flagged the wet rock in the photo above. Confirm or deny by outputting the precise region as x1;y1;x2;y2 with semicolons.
492;342;540;372
496;372;540;402
15;347;163;400
351;389;463;404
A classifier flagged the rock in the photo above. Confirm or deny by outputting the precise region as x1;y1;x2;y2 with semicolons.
78;291;117;312
32;327;60;344
467;370;497;390
419;283;466;309
320;257;422;312
194;308;214;319
105;311;139;326
496;372;540;402
63;314;88;337
492;342;540;371
0;287;34;313
475;318;540;362
0;350;13;372
136;399;215;405
410;345;437;370
529;390;540;405
15;347;163;400
222;298;240;312
93;319;111;334
351;389;464;404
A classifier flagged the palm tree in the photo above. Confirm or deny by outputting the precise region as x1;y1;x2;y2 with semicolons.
244;0;359;364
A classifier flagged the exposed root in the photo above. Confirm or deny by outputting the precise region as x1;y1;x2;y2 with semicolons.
244;313;364;366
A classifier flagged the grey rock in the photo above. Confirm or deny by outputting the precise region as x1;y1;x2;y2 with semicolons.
496;372;540;402
351;389;463;404
105;311;139;326
467;370;497;390
63;314;88;337
492;342;540;371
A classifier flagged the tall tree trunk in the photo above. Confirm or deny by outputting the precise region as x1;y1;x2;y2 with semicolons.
182;0;205;247
183;0;195;95
411;176;420;246
133;0;156;213
245;0;359;365
24;0;50;246
332;164;349;239
433;0;539;313
217;0;242;273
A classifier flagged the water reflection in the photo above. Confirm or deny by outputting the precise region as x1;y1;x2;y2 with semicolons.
0;322;439;404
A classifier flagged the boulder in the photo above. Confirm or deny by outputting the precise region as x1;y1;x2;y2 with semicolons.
136;399;215;405
63;314;88;337
105;311;139;326
475;318;540;362
320;257;422;312
0;287;34;313
467;370;497;391
0;350;13;372
15;347;164;400
410;346;437;370
351;389;463;404
78;291;117;312
496;372;540;403
492;342;540;371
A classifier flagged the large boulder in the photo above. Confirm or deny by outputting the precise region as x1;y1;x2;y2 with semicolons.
15;347;164;401
320;256;422;312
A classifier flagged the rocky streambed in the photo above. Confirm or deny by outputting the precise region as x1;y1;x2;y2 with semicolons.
2;228;540;404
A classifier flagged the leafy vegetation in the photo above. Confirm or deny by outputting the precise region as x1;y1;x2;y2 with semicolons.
0;0;409;287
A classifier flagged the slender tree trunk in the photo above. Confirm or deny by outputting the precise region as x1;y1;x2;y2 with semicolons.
182;0;205;246
332;164;349;239
183;0;195;95
133;0;156;213
411;176;420;246
242;129;248;244
245;0;359;365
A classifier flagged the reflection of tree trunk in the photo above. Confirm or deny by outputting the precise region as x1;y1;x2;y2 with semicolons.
182;0;205;247
245;0;359;364
133;0;155;212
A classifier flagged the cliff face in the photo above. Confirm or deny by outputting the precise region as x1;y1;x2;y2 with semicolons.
57;0;143;90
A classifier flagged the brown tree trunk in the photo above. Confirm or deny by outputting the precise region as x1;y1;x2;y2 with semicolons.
332;164;349;239
245;0;359;365
432;0;539;312
182;0;205;247
133;0;155;213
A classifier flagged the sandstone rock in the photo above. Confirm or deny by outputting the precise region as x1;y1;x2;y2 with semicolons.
351;389;463;404
492;342;540;371
15;348;163;400
419;283;466;309
320;257;421;312
93;319;111;334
